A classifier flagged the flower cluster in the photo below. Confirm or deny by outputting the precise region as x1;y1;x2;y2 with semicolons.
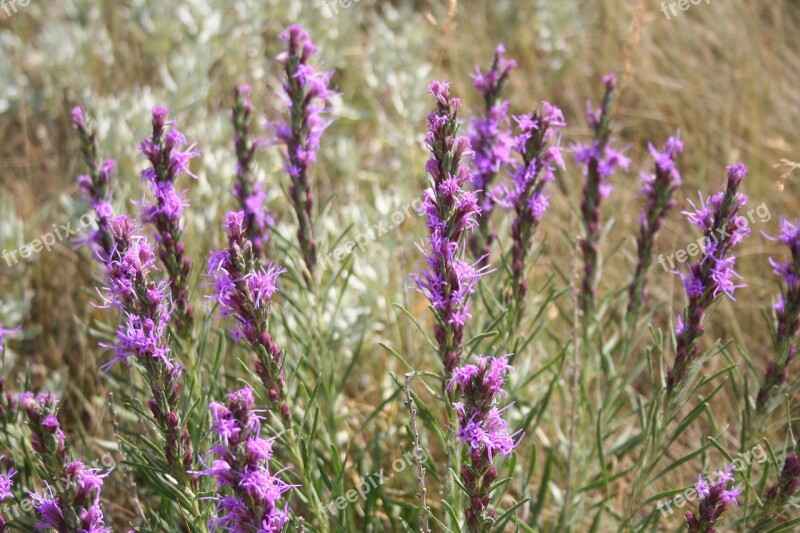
208;211;290;423
495;102;566;315
72;106;117;261
19;392;110;533
667;163;750;392
757;217;800;409
0;455;15;533
139;105;199;333
414;80;483;376
272;24;333;281
194;386;294;531
627;132;684;317
685;465;742;532
467;44;516;263
99;215;192;471
766;452;800;506
449;355;521;532
573;74;630;315
232;84;273;261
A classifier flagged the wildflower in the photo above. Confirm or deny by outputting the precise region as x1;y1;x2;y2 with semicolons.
207;212;290;423
449;355;522;532
667;164;750;392
414;80;485;376
757;217;800;410
0;457;15;533
573;74;630;315
98;215;192;471
496;102;566;316
193;387;294;531
71;106;117;262
139;105;199;333
685;465;739;532
272;24;333;282
765;452;800;505
20;393;110;532
467;44;516;262
627;131;683;317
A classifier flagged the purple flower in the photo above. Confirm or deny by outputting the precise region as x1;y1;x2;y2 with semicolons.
193;387;295;531
495;102;566;317
139;105;198;333
758;217;800;410
450;355;522;530
765;452;800;505
232;84;273;260
0;455;15;532
668;164;750;393
271;25;333;282
627;132;683;316
208;212;290;423
686;465;738;532
414;81;486;375
467;44;517;262
573;74;629;315
695;475;710;499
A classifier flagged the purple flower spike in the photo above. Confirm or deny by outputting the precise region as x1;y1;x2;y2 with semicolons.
450;355;522;531
573;74;630;315
757;217;800;410
414;81;487;377
686;468;739;532
272;25;333;284
233;84;273;261
71;106;118;261
139;105;199;334
627;131;683;317
0;455;15;533
495;102;566;319
208;212;291;424
98;215;192;472
667;164;750;393
467;45;516;263
20;393;111;532
193;387;295;531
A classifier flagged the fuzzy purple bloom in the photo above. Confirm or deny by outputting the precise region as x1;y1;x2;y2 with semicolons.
233;84;273;261
414;81;486;376
208;212;291;423
573;74;630;315
193;387;294;532
272;24;333;283
0;456;14;533
494;102;566;318
757;217;800;409
139;105;198;334
467;44;516;263
450;355;522;531
667;164;750;392
627;131;683;316
685;465;739;532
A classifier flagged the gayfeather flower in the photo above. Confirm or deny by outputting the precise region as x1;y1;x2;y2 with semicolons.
757;217;800;410
272;24;333;282
72;106;117;261
413;81;485;376
139;105;199;333
766;452;800;505
449;355;522;532
0;456;15;533
467;44;516;263
193;387;294;532
20;393;110;532
627;131;683;317
573;74;630;315
98;215;192;472
685;465;740;532
207;211;290;423
495;102;566;318
667;164;750;392
233;84;273;261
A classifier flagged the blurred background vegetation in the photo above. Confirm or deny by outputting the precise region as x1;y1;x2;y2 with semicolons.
1;0;799;530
